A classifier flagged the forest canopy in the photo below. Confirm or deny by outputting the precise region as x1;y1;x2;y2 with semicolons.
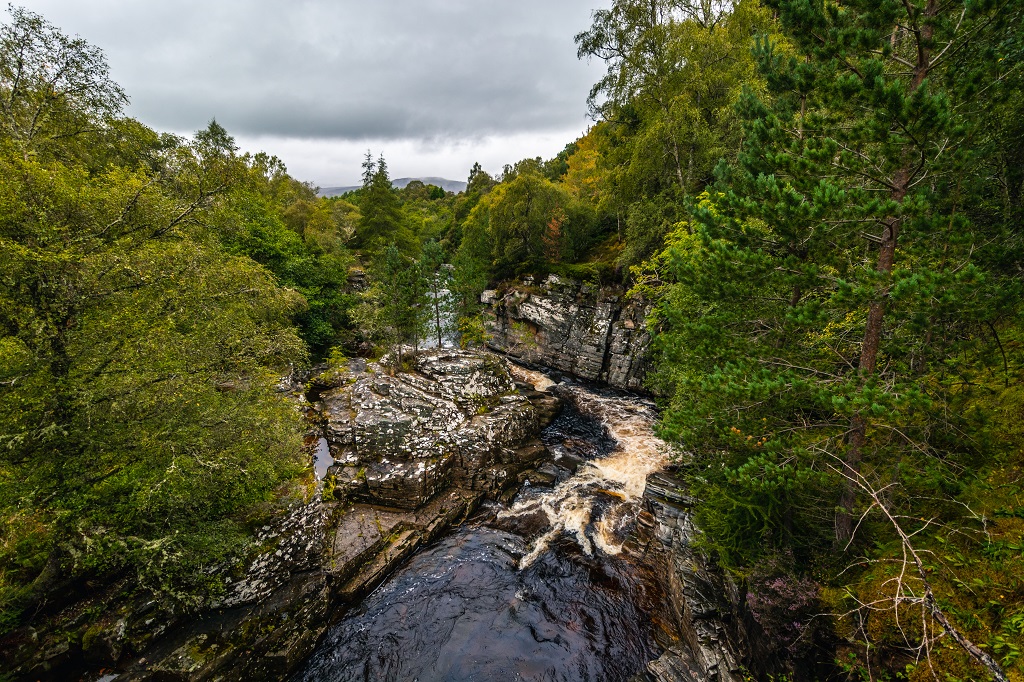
0;6;358;625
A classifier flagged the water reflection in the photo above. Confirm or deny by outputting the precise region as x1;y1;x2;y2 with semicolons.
313;437;334;479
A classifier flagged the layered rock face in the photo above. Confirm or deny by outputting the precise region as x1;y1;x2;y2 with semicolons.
481;275;652;391
640;471;749;682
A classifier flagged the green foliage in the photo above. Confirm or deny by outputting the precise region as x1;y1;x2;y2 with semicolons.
456;315;489;349
0;8;313;628
576;0;774;272
0;6;127;155
316;347;350;384
353;153;414;255
353;243;430;363
489;172;569;275
453;169;601;281
212;152;356;351
642;0;1024;676
402;183;454;245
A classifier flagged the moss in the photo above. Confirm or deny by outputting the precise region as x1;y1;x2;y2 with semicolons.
468;393;500;415
321;475;338;502
237;616;281;644
80;621;105;651
184;634;222;667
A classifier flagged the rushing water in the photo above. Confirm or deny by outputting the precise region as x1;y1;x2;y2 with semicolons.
502;379;668;566
295;370;670;682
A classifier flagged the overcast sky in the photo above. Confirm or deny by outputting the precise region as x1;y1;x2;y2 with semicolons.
18;1;611;186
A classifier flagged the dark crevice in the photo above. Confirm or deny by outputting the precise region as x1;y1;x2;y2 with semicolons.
598;306;621;383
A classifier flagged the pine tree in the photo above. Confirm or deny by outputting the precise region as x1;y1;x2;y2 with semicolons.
657;0;1021;562
358;243;428;366
653;1;1021;675
354;153;409;254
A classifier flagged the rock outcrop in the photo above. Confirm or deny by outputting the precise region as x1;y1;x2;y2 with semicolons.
319;350;547;508
481;275;652;391
640;470;749;682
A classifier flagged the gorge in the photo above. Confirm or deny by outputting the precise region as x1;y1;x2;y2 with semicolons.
6;3;1022;679
3;283;755;682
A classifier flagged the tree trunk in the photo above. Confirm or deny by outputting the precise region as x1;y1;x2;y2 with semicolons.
836;0;936;544
434;284;442;348
670;136;686;192
837;182;906;543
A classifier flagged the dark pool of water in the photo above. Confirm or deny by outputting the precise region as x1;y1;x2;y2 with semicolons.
294;526;659;682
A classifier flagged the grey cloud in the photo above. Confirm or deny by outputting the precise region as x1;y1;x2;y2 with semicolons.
22;0;608;140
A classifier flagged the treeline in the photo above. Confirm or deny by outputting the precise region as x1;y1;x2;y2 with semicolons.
0;8;368;627
339;148;610;359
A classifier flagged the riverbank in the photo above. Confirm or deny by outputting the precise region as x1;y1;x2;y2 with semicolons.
1;350;561;681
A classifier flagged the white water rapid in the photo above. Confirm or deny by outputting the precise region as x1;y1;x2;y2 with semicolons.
504;366;671;567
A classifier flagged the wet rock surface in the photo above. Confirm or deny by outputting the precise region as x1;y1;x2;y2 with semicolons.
296;379;667;682
296;372;760;682
641;470;747;682
481;275;652;391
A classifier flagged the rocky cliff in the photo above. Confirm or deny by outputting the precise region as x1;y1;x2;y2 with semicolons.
639;470;792;682
639;472;748;682
481;275;652;391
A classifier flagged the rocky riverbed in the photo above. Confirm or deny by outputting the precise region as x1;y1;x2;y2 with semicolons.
5;347;763;682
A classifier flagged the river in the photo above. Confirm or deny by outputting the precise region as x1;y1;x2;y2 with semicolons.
294;369;672;682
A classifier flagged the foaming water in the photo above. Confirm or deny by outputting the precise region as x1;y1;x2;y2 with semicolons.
508;363;557;393
502;383;669;565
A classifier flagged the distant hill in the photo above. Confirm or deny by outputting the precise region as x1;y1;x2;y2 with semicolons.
393;177;468;192
318;176;467;198
316;185;360;197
